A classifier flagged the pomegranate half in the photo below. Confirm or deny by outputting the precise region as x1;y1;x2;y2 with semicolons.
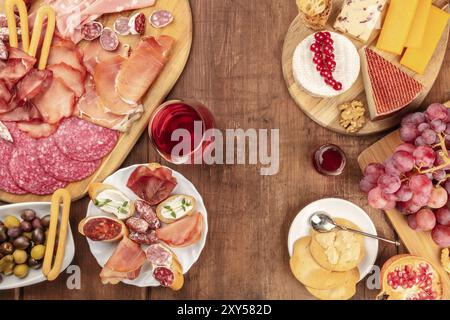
378;254;443;300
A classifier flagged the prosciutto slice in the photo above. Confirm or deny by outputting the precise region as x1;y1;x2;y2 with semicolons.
17;122;58;139
0;102;42;122
127;165;178;205
156;213;204;247
83;41;130;74
0;80;12;113
47;45;86;78
16;69;53;102
116;36;174;104
0;48;36;90
100;236;146;284
48;63;85;97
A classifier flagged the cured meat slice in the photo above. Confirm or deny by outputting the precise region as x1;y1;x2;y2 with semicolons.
0;39;7;60
128;12;146;35
4;121;34;146
116;36;174;103
82;40;130;74
113;17;130;35
145;244;172;266
0;80;11;110
47;63;85;97
82;0;156;16
0;48;36;89
94;55;139;115
47;45;87;78
99;27;119;51
135;199;161;229
16;69;53;102
156;212;204;247
153;267;174;287
125;217;149;233
17;122;58;139
100;236;146;284
9;142;67;195
361;48;424;120
129;230;158;245
150;10;174;29
126;165;177;205
0;135;27;194
37;137;100;182
81;21;103;41
54;117;118;162
0;102;42;122
32;77;76;124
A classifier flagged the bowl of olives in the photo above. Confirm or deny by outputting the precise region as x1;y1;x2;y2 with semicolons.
0;202;75;290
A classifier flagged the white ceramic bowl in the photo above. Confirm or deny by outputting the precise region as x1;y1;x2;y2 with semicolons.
288;198;378;280
0;202;75;290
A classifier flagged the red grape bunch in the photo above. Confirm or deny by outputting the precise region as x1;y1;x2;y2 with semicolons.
360;103;450;248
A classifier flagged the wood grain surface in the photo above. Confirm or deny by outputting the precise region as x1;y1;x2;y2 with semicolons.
282;0;449;136
0;0;449;300
0;0;192;203
358;102;450;300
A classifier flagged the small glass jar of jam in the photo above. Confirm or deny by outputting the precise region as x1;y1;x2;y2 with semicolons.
313;144;346;176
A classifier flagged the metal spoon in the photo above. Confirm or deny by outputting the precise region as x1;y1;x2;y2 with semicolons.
310;212;401;246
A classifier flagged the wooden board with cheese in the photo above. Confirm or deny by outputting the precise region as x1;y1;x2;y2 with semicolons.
282;0;449;136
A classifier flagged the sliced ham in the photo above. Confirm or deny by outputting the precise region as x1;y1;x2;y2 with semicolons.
0;80;11;105
0;48;36;90
47;45;86;78
93;55;138;115
100;236;146;284
48;63;85;97
0;102;42;122
16;69;53;102
17;122;58;138
156;213;204;247
32;78;76;124
126;165;178;205
116;36;174;104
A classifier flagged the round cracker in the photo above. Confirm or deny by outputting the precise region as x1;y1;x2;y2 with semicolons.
310;218;365;272
305;267;359;300
289;236;358;290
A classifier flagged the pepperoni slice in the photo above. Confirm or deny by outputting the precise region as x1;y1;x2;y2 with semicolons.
153;266;174;287
150;10;174;29
81;21;103;41
54;117;118;162
113;16;130;36
37;137;100;182
100;27;119;51
129;12;146;35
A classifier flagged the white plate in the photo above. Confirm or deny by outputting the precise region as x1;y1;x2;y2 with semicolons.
0;202;75;290
85;164;208;287
287;198;378;280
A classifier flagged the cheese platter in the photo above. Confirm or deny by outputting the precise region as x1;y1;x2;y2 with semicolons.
0;0;193;203
358;101;450;299
282;0;449;136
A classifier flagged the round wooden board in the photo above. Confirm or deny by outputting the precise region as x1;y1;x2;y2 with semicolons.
0;0;192;203
282;0;449;136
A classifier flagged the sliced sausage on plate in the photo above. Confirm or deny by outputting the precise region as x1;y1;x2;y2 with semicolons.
0;135;27;194
100;28;119;51
81;21;103;41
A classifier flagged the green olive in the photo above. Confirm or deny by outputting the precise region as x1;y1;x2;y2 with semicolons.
12;249;27;264
13;264;28;278
20;209;36;222
30;244;46;260
13;236;30;250
32;228;45;244
27;258;42;269
0;242;14;255
40;215;51;229
4;215;20;229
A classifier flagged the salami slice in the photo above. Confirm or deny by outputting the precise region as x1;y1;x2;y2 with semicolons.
150;10;174;29
113;16;130;36
0;137;27;194
125;217;149;233
0;40;7;60
54;117;118;162
100;27;119;51
145;244;172;266
129;12;146;35
81;21;103;41
9;141;67;195
129;230;158;245
135;200;161;229
37;137;100;182
153;266;174;287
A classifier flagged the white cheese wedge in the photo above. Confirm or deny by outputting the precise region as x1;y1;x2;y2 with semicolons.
292;32;360;98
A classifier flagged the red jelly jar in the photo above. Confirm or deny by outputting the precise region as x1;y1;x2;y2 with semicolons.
313;144;346;176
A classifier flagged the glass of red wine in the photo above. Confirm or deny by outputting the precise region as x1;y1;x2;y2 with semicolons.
313;144;347;176
149;99;215;164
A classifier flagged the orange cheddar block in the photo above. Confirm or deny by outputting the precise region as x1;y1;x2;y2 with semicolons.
405;0;432;48
376;0;419;55
401;6;450;74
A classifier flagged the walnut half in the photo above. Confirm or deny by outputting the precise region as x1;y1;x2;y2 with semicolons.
339;100;366;133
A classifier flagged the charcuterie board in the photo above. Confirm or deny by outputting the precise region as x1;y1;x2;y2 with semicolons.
282;0;449;136
358;101;450;299
0;0;192;203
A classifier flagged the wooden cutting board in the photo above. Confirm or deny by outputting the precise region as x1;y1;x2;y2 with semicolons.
282;0;449;136
358;101;450;299
0;0;192;203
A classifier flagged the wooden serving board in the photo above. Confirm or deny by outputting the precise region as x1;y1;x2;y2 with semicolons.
282;0;449;136
358;101;450;299
0;0;192;203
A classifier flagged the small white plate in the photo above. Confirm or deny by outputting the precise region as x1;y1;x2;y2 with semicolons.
0;202;75;290
85;164;208;287
287;198;378;280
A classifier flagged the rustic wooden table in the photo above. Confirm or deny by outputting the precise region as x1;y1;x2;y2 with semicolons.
1;0;449;300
